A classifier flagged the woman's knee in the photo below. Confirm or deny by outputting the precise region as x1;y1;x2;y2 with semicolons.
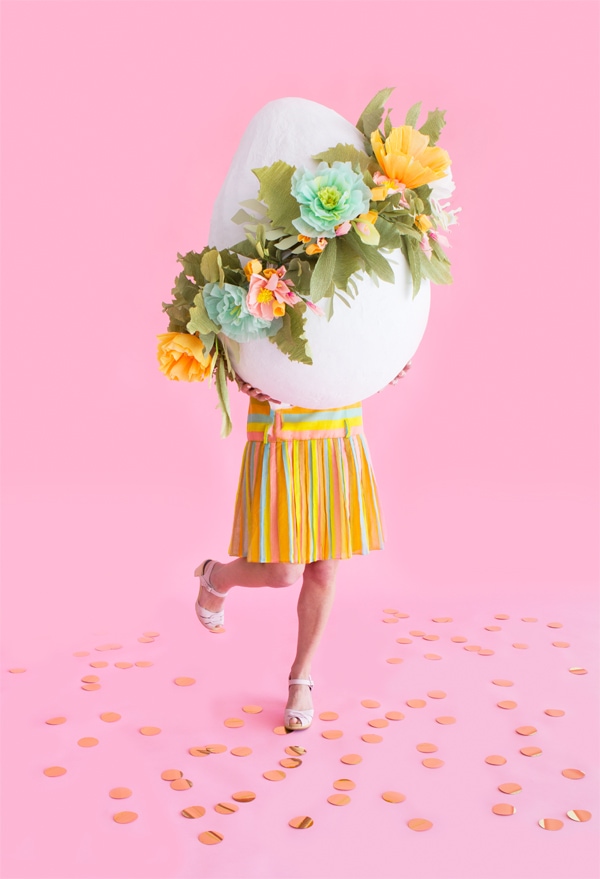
264;563;305;588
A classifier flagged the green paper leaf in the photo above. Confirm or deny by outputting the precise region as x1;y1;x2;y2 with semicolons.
310;237;337;301
404;236;422;297
177;248;210;285
187;290;220;336
269;303;312;365
215;355;232;438
253;161;299;235
229;238;260;260
286;257;313;297
200;249;222;285
344;231;396;285
332;237;363;293
275;234;302;250
356;87;395;142
418;108;447;147
312;143;369;172
404;102;422;129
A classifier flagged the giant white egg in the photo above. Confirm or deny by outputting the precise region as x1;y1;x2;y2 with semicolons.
208;97;431;408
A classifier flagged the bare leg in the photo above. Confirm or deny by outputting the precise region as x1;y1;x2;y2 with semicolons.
196;558;304;614
286;559;339;728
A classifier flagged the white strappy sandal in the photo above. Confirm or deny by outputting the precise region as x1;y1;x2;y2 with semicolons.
284;676;314;731
194;560;227;633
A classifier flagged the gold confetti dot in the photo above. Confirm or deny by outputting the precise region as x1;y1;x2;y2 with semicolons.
137;637;154;643
96;643;122;651
395;612;410;618
73;651;89;657
494;614;510;620
242;705;263;714
516;725;537;736
427;690;446;699
424;653;442;660
113;811;138;824
333;779;355;791
386;657;404;664
416;743;438;753
512;643;529;649
485;755;507;766
174;677;195;686
205;744;227;754
115;662;133;669
492;803;516;816
562;768;585;779
289;816;313;829
406;699;426;709
383;607;399;614
569;667;588;675
478;649;495;656
497;701;517;710
435;716;456;725
361;734;383;743
361;699;380;708
100;712;121;723
161;769;182;781
189;747;210;757
81;683;101;691
319;711;339;721
78;737;99;747
43;766;66;777
432;617;453;623
409;630;425;637
263;770;286;781
492;679;513;687
139;726;161;736
368;718;389;728
382;617;399;624
45;716;67;725
521;617;538;622
285;746;306;757
538;818;563;830
144;631;160;637
385;711;405;721
280;758;302;768
382;790;406;803
567;809;592;822
224;718;244;728
422;758;444;768
327;794;351;806
396;637;413;644
322;729;343;740
341;754;362;765
81;675;100;683
171;778;193;790
464;645;481;652
520;746;542;757
198;830;224;844
109;787;132;799
485;625;502;632
214;802;238;814
231;790;256;803
450;636;467;643
135;661;153;667
498;783;522;794
230;747;252;757
408;818;432;831
552;641;570;648
272;725;288;735
181;806;206;818
422;634;440;641
546;622;562;629
545;708;565;717
89;661;108;668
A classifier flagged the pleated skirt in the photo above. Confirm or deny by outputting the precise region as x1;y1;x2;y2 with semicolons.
228;398;385;564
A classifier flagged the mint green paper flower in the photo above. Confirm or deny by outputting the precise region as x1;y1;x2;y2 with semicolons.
204;282;282;343
291;161;371;238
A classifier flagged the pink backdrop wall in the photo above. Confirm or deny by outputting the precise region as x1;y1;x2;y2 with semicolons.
1;1;598;657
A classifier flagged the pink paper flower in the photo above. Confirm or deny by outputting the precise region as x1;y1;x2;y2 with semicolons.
246;266;301;321
419;234;433;261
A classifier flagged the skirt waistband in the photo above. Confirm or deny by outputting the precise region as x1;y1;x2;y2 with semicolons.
247;399;363;441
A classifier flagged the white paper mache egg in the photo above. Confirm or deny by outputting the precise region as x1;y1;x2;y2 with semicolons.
208;97;431;409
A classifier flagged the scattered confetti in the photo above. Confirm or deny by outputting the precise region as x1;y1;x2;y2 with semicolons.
340;754;362;765
171;778;193;790
78;737;99;747
498;783;522;794
81;683;101;691
396;637;413;644
224;718;244;728
492;803;516;816
450;635;467;643
515;726;537;736
321;729;343;740
181;806;206;818
435;716;456;725
416;743;438;753
109;787;132;799
385;711;405;721
406;699;426;709
327;794;351;806
135;661;153;668
80;675;100;683
497;701;518;710
230;747;252;757
100;712;121;723
407;818;432;831
242;705;263;714
73;651;89;657
115;662;133;669
422;758;444;768
367;718;388;728
520;747;542;757
289;816;313;829
43;766;66;777
386;657;404;664
198;830;224;844
89;661;108;668
424;654;442;660
546;622;563;629
567;810;592;822
492;679;514;687
319;711;339;721
545;709;565;717
215;802;238;814
263;770;286;781
538;818;563;830
427;691;446;699
562;768;585;779
285;745;306;756
382;791;406;803
174;677;195;686
569;668;588;675
485;755;507;766
161;770;182;781
361;734;383;743
361;700;380;709
139;727;161;736
552;642;570;648
333;779;355;791
231;791;256;803
45;716;67;725
432;617;453;623
512;643;529;649
280;758;302;769
113;811;138;824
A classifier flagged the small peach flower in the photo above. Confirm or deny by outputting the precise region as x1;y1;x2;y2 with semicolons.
415;214;433;233
247;265;300;321
370;171;408;203
306;237;328;255
419;235;433;260
297;234;312;244
243;258;263;281
157;332;211;382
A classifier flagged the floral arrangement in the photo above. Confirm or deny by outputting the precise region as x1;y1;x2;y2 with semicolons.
158;87;461;435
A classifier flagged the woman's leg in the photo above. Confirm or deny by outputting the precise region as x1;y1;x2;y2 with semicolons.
286;559;340;728
197;558;304;614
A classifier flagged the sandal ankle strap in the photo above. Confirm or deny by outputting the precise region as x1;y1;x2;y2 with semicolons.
288;677;314;688
200;560;228;597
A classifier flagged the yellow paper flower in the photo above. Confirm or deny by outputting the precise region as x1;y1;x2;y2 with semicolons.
354;211;380;245
371;126;451;190
157;332;211;382
415;214;433;233
243;258;263;281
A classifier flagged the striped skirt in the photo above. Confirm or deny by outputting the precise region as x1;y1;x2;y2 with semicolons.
228;399;385;564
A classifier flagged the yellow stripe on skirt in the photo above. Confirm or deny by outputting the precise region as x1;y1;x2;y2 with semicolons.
228;398;385;564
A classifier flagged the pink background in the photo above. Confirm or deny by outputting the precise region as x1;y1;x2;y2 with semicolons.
1;2;598;878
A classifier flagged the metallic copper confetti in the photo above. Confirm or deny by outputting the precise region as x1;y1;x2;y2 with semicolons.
43;766;66;777
464;645;481;652
552;642;570;648
538;818;563;830
383;608;399;614
198;830;224;844
327;794;351;806
263;770;286;781
115;662;133;669
492;679;513;687
224;718;244;728
396;637;413;644
567;810;592;822
231;791;256;803
409;630;425;637
78;737;99;747
424;654;442;660
96;643;122;651
137;637;154;643
498;783;522;794
406;699;426;709
333;779;355;791
368;719;389;729
205;744;227;754
497;701;517;710
478;649;495;656
485;755;507;766
171;779;193;790
272;726;288;735
432;617;452;623
492;803;516;816
520;747;542;757
485;626;502;632
89;661;108;668
214;802;238;814
427;690;446;699
435;716;456;725
512;643;529;649
382;617;399;624
322;730;343;740
230;747;252;757
109;787;132;799
361;734;383;743
139;727;161;736
385;711;405;721
174;677;195;686
280;758;302;769
422;758;444;768
144;631;160;637
285;746;306;756
407;818;432;831
45;716;67;725
569;667;588;675
386;657;404;664
521;617;537;622
81;675;100;683
395;612;410;618
181;806;206;818
100;712;121;723
161;770;182;781
81;683;101;691
382;791;406;803
450;636;467;643
319;712;339;721
416;743;438;753
494;614;510;620
242;705;263;714
422;634;440;641
361;700;380;708
562;768;585;779
113;811;138;824
289;816;313;829
545;709;565;717
73;651;89;657
189;747;210;757
516;726;537;736
546;622;562;629
135;661;153;668
340;754;362;765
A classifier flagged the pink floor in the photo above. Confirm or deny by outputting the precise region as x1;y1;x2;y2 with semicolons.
2;567;598;879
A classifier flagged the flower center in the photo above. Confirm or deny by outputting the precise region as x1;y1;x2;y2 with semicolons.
256;288;274;303
317;186;341;210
